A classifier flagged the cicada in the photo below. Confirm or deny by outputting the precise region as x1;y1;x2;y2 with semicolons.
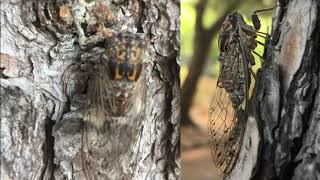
208;12;263;174
81;32;147;179
84;32;147;129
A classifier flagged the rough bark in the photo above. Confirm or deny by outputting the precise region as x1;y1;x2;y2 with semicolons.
0;0;180;180
227;0;320;180
181;0;240;125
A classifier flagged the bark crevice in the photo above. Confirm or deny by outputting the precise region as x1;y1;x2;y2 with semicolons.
40;118;56;180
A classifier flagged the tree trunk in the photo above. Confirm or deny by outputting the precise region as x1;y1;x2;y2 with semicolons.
226;0;320;180
0;0;180;180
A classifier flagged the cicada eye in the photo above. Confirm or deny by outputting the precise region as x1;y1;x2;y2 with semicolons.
228;15;237;24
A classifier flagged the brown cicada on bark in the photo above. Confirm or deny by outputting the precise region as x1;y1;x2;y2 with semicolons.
84;32;147;129
208;9;272;175
81;32;147;179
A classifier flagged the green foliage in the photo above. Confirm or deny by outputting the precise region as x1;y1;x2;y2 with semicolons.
181;3;196;60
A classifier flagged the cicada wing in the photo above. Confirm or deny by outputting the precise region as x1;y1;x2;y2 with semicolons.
83;66;112;130
209;39;249;175
82;68;107;178
208;85;247;174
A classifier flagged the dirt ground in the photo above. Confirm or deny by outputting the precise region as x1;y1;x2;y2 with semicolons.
181;126;223;180
181;76;223;180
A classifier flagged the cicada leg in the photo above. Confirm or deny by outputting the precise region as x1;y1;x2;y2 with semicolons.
251;5;279;31
256;40;280;51
249;69;257;80
252;51;264;61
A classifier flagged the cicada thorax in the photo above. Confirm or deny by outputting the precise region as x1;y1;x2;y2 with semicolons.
101;33;146;116
105;32;146;81
84;32;146;129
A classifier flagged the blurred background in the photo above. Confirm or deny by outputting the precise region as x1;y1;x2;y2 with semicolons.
180;0;274;179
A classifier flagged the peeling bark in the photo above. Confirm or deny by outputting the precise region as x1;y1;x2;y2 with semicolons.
0;0;180;180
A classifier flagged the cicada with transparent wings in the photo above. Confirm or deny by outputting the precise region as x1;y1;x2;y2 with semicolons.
208;11;264;174
81;32;147;179
84;32;147;129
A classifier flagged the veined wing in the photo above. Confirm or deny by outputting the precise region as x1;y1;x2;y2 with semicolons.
208;39;249;175
83;65;113;129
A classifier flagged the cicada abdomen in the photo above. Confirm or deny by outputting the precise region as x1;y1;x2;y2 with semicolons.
84;32;147;129
209;12;259;174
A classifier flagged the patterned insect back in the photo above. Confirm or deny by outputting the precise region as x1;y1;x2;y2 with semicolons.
106;33;145;81
84;32;147;129
82;32;147;179
208;12;258;175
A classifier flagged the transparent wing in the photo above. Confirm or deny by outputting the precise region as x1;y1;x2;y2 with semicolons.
208;86;247;174
83;65;112;129
208;40;248;175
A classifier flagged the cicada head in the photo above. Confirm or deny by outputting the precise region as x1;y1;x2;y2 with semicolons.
102;32;147;82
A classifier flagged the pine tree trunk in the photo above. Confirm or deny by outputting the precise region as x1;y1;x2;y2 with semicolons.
0;0;180;180
226;0;320;180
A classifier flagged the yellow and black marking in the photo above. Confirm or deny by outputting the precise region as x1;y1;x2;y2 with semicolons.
105;32;146;81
